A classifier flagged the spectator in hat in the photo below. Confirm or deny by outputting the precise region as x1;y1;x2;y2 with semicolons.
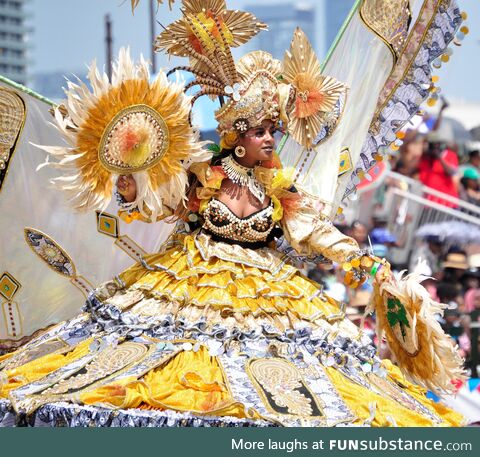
459;167;480;208
459;149;480;177
441;251;469;283
418;130;459;208
409;235;444;279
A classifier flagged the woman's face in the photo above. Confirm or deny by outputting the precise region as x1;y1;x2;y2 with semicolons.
236;120;276;166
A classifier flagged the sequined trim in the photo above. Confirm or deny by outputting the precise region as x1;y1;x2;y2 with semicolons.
202;198;275;244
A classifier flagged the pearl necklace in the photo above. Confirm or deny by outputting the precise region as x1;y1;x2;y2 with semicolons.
221;155;266;203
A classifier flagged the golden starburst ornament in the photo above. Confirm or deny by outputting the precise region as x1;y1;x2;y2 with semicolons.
156;0;267;69
36;48;209;220
283;28;348;148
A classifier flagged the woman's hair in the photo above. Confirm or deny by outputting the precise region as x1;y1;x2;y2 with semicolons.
173;172;200;221
211;148;234;166
173;147;235;221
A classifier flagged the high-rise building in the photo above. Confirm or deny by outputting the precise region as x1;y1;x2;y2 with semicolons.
0;0;29;85
245;3;315;60
244;0;356;62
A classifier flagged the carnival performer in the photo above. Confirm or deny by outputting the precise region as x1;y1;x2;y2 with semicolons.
0;0;467;427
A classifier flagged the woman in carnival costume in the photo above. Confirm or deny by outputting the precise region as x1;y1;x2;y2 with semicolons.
0;0;468;426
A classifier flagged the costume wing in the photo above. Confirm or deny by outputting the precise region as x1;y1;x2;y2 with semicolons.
278;0;462;219
0;77;176;351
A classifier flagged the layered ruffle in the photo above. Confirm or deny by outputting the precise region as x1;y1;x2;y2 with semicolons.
116;232;344;323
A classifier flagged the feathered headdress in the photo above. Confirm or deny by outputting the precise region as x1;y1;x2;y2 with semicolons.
156;0;267;112
156;0;347;149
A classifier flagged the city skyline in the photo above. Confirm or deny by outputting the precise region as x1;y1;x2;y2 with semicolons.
20;0;480;110
0;0;28;84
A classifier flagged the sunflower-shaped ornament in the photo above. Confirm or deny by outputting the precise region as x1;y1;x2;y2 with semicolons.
36;47;209;222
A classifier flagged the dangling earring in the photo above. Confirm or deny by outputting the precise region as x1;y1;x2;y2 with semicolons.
234;145;246;158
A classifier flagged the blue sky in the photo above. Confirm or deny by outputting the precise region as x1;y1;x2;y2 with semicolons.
30;0;480;106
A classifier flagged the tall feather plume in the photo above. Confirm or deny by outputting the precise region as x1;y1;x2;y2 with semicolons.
155;0;266;113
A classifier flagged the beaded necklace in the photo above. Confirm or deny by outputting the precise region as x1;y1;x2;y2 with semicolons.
221;155;266;203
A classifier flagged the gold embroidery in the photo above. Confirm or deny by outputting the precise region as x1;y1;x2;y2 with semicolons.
366;373;442;423
43;342;148;396
24;227;77;277
0;87;26;192
372;0;442;122
0;271;21;301
359;0;411;64
14;342;149;413
0;337;70;371
247;357;324;418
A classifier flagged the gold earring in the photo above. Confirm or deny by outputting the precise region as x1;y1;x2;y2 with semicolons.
235;145;246;158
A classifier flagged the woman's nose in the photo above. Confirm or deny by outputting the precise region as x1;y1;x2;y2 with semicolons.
264;130;274;142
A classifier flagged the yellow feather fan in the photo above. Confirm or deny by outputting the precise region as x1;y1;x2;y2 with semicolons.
35;48;210;220
155;0;267;59
369;270;466;394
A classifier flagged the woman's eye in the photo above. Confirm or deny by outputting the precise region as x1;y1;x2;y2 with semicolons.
255;130;264;137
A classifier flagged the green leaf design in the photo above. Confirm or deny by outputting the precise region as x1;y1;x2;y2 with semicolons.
386;297;410;341
208;143;221;155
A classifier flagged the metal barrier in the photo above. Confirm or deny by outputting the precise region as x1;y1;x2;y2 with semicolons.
353;171;480;266
470;317;480;379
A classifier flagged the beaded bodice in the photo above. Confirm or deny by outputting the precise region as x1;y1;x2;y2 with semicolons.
202;198;275;245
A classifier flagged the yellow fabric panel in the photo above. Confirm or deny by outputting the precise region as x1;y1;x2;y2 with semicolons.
326;366;438;427
0;352;14;363
381;360;465;426
0;338;93;397
81;347;247;418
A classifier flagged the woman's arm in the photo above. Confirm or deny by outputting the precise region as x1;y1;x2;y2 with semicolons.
280;193;363;264
279;192;386;283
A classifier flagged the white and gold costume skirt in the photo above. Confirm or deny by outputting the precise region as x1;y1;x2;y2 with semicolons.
0;232;463;427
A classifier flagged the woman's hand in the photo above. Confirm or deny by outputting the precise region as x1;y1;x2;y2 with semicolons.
116;174;137;203
373;259;391;284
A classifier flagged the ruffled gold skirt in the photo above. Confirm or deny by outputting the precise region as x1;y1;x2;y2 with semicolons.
0;232;464;427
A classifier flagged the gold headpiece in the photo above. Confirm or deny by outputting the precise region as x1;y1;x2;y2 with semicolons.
157;0;347;149
156;0;267;114
215;51;283;137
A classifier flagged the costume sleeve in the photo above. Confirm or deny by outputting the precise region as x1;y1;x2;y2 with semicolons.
116;188;175;224
279;192;364;264
280;192;464;393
